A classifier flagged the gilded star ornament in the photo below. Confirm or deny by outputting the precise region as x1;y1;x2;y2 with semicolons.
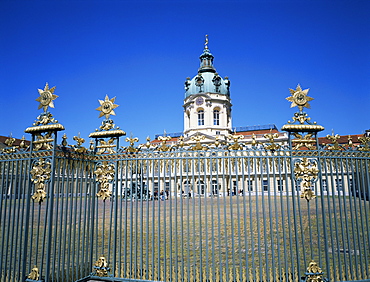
96;95;119;119
36;83;58;112
286;84;314;112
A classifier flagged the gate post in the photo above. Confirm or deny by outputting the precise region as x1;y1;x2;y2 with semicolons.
282;84;328;280
88;95;126;278
23;83;65;281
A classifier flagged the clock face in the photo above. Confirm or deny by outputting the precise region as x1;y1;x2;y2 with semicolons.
196;97;204;105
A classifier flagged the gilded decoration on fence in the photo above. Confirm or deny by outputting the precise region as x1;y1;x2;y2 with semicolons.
227;132;243;150
191;133;208;151
214;135;221;147
326;133;342;150
358;135;370;151
145;136;152;149
96;95;118;119
292;132;315;150
282;84;324;150
93;256;110;277
264;130;280;151
30;158;51;203
89;95;126;142
94;161;114;201
25;83;64;147
126;136;140;153
302;260;327;282
251;133;258;147
2;135;28;153
61;133;68;146
36;83;58;112
33;132;54;151
27;265;40;281
72;135;88;153
294;158;319;201
286;84;313;111
96;138;116;154
178;135;185;148
157;135;172;151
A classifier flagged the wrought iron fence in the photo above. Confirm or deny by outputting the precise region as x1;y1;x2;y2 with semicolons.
1;143;369;282
0;84;369;282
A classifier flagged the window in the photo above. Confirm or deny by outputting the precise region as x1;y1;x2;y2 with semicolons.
183;180;191;194
197;181;205;195
263;180;269;191
165;182;170;192
211;180;219;195
213;109;220;125
277;179;284;191
321;179;327;191
198;110;204;126
336;178;343;191
232;181;237;195
247;180;253;191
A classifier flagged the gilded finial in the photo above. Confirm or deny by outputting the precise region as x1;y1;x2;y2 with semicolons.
205;34;209;49
286;84;313;112
36;83;58;112
96;95;119;119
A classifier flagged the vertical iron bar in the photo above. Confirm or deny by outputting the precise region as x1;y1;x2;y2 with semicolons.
44;131;58;281
21;134;35;280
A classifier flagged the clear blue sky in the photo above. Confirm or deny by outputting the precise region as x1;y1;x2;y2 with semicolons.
1;0;369;145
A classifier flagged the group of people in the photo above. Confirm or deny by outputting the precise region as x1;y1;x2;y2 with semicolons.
153;190;169;200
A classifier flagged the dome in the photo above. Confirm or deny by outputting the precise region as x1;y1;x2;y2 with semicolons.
184;47;230;98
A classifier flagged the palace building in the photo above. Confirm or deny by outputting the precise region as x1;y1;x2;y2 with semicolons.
151;36;288;148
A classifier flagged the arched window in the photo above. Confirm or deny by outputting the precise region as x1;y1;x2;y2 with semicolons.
197;180;205;195
211;180;219;195
213;109;220;125
198;109;204;126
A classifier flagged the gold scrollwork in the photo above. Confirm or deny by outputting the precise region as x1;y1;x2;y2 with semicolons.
326;133;342;150
294;158;319;201
96;138;116;154
30;158;51;203
292;132;316;150
27;265;40;280
157;135;172;152
72;135;88;153
304;260;326;282
178;135;185;148
94;161;115;201
125;136;140;153
264;131;280;151
358;135;370;151
33;132;54;151
227;132;243;150
94;256;110;277
190;133;207;151
2;137;16;153
145;136;152;149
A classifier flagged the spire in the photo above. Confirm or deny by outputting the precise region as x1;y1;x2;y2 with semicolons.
199;34;216;73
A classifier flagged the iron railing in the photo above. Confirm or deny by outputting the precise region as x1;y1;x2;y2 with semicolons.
1;142;369;282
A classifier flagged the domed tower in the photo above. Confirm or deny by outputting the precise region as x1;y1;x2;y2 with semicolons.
183;35;232;141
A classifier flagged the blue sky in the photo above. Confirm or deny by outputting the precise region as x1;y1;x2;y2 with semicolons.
1;0;369;145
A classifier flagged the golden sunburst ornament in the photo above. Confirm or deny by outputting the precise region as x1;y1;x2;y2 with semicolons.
286;84;314;111
96;95;119;119
36;83;58;112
